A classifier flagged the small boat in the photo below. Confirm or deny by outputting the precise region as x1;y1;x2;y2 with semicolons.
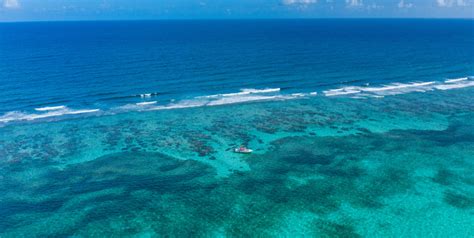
234;146;253;154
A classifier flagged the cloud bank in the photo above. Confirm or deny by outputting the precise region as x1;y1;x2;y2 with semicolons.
437;0;468;7
282;0;318;5
3;0;20;9
346;0;363;7
398;0;414;8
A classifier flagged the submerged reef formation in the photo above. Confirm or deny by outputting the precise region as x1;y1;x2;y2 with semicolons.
0;89;473;237
1;121;473;237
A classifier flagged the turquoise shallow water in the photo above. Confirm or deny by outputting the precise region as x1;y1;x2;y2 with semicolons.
0;87;473;237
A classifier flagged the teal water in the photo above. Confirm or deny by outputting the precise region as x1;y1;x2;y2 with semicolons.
1;86;473;237
1;19;473;237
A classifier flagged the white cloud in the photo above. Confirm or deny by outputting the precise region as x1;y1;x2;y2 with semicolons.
398;0;413;8
282;0;317;5
457;0;468;6
437;0;452;6
437;0;468;7
366;3;383;10
346;0;363;7
3;0;20;9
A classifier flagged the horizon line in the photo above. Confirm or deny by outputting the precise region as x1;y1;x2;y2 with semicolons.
1;17;473;23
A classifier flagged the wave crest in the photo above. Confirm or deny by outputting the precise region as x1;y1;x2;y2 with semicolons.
0;106;100;124
1;76;472;126
117;88;309;112
323;76;474;98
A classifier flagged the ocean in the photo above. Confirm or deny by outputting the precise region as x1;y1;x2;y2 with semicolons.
0;19;473;237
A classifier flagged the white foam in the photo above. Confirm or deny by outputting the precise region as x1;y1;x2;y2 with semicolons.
198;88;280;99
324;82;435;97
114;88;302;113
4;77;473;125
323;87;361;96
151;94;296;109
64;109;100;115
445;77;468;83
150;100;206;110
136;101;157;106
0;107;100;123
34;105;67;111
434;80;474;90
241;88;281;94
362;82;435;93
324;77;473;98
207;95;287;106
204;88;302;107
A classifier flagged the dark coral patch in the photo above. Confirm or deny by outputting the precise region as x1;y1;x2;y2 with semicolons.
432;169;458;186
314;220;361;238
1;114;472;237
280;150;333;165
444;190;474;209
0;151;219;235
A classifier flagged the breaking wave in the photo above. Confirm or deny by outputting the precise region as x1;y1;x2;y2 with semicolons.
116;88;311;112
0;106;100;124
323;76;474;98
196;88;281;99
1;76;472;126
34;105;67;111
136;101;158;106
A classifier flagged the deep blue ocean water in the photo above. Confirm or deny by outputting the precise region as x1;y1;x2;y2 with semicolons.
0;20;473;237
1;19;473;115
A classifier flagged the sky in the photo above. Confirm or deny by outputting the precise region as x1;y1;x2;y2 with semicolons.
0;0;473;22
